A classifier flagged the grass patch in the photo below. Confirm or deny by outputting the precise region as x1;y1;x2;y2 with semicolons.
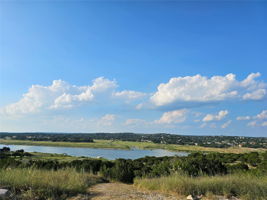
134;173;267;200
0;168;104;200
113;140;264;154
0;139;131;150
0;139;264;153
26;152;95;162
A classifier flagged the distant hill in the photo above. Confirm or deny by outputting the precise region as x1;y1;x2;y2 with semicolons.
1;132;266;148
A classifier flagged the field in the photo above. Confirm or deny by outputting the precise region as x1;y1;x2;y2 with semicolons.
0;139;264;154
22;151;92;162
135;173;267;200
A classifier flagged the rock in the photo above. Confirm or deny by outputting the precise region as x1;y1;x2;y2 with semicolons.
215;196;241;200
186;194;202;200
215;195;240;200
0;189;8;197
186;195;194;200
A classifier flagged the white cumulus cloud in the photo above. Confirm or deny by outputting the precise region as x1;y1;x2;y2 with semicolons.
151;73;266;107
51;77;117;109
242;89;266;100
203;110;228;122
3;80;71;115
156;109;187;124
1;77;144;115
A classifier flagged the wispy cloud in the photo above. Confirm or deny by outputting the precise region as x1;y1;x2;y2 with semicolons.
221;120;232;128
97;114;116;126
246;110;267;127
236;116;251;120
202;110;228;122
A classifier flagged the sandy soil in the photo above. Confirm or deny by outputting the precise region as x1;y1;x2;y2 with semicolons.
88;183;179;200
68;182;179;200
69;182;239;200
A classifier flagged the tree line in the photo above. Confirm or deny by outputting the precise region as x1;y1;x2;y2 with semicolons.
1;132;267;148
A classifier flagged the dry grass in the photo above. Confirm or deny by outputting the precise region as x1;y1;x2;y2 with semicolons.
0;168;103;199
134;173;267;200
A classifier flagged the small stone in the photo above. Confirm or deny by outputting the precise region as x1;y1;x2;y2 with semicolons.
0;189;8;197
186;195;194;200
217;196;229;200
186;194;203;200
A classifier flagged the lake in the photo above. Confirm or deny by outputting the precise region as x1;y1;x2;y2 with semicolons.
0;144;188;160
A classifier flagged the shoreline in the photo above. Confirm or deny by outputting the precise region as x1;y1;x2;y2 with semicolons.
0;139;265;154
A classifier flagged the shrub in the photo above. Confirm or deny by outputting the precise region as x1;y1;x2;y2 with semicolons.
109;159;135;183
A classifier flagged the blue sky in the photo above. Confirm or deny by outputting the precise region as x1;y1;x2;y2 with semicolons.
0;1;266;136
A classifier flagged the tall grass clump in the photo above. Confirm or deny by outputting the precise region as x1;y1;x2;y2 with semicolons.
0;168;103;200
135;173;267;200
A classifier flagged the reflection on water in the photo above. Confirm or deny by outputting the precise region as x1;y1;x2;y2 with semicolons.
0;144;188;160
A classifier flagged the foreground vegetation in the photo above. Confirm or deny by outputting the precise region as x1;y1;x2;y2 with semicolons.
135;173;267;200
1;147;267;199
0;139;264;154
0;168;104;200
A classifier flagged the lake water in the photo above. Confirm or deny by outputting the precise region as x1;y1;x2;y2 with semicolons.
0;144;188;160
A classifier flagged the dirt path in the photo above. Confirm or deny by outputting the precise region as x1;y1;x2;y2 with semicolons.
86;182;179;200
68;182;236;200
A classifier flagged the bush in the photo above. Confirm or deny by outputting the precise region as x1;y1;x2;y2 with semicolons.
109;159;135;183
227;163;249;173
174;153;227;176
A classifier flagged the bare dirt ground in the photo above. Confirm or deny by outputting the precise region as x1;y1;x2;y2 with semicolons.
87;183;178;200
69;182;179;200
69;182;238;200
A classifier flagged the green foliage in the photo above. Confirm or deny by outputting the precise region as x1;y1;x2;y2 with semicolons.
1;147;267;184
240;152;261;166
149;161;172;177
110;159;135;183
226;162;249;173
174;153;227;176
